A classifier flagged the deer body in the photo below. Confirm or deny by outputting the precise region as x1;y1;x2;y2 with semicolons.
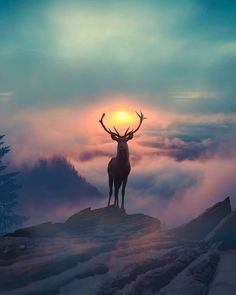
108;140;131;208
99;111;145;209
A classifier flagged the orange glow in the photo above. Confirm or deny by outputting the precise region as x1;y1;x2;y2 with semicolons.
112;110;135;125
77;96;181;138
102;110;140;135
84;96;150;135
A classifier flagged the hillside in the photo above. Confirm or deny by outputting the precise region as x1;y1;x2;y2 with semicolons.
0;198;236;295
16;156;102;224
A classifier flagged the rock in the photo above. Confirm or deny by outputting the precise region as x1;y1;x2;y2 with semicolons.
172;197;232;240
158;246;220;295
65;205;161;235
1;197;236;294
205;209;236;250
65;205;127;229
65;205;126;226
188;252;220;285
0;246;17;263
7;206;161;238
8;222;65;238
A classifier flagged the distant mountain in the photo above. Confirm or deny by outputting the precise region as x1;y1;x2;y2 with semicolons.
18;156;101;199
16;156;102;224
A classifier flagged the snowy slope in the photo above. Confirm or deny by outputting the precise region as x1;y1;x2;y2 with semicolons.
208;250;236;295
0;199;235;295
0;231;206;295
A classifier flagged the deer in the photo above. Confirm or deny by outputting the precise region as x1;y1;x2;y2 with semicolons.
99;111;146;210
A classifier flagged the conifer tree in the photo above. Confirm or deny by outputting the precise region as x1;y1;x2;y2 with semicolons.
0;135;26;233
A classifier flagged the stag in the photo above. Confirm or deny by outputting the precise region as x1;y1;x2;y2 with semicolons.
99;111;146;210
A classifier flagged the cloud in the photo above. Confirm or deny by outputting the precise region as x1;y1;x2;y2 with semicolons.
0;91;14;101
0;91;14;97
123;155;236;228
80;150;113;162
172;90;220;101
0;95;236;227
128;164;203;201
141;137;214;161
139;120;236;162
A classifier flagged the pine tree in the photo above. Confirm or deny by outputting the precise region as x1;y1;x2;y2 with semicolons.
0;135;26;233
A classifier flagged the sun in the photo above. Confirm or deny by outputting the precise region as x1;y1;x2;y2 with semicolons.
100;107;139;134
118;111;126;117
114;110;134;125
117;111;127;121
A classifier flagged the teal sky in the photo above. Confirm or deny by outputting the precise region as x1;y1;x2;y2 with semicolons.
0;0;236;113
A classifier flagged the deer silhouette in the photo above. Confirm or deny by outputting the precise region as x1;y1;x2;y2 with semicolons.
99;111;146;210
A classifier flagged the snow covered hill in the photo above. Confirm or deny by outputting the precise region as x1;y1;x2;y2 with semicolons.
0;198;235;295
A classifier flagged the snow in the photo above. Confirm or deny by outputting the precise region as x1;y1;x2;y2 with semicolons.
58;274;106;295
1;230;203;294
0;215;235;294
208;250;236;295
157;247;219;295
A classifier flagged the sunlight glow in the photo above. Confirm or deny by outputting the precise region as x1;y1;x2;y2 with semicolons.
112;110;135;126
115;111;131;123
101;109;137;135
118;111;126;118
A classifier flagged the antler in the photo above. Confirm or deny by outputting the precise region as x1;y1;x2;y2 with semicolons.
99;111;146;138
125;111;146;136
99;113;120;137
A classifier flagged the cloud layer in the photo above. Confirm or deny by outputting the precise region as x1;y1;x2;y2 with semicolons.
0;102;235;227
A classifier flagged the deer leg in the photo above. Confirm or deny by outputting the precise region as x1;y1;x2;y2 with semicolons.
121;177;128;210
114;186;119;208
114;179;121;208
107;174;113;207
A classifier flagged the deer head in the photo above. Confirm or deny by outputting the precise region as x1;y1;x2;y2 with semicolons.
99;111;146;157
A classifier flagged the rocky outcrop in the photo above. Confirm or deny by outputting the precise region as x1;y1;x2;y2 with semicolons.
8;206;161;238
172;197;232;240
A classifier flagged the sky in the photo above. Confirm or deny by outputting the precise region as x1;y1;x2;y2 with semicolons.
0;0;236;227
